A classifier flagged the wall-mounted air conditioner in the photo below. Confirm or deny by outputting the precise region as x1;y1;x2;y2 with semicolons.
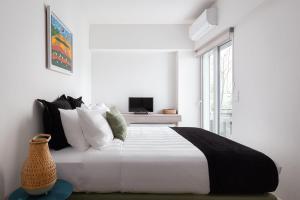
189;8;217;41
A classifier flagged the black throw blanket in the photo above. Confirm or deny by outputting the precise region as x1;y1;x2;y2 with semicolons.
171;127;278;194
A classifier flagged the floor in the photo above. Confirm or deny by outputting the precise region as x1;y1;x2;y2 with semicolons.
68;193;278;200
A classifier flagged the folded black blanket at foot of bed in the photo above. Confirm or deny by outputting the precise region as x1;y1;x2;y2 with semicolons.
171;127;279;194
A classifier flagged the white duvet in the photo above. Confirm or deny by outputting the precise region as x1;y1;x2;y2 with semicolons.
52;126;210;194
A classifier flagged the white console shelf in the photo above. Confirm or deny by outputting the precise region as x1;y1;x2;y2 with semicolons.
122;113;181;126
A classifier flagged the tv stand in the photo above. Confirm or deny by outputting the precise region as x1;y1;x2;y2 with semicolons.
134;112;149;115
122;113;181;126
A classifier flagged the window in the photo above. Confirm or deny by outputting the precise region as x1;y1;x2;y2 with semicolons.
202;41;233;137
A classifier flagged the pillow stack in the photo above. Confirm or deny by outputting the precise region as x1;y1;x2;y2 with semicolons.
38;95;127;151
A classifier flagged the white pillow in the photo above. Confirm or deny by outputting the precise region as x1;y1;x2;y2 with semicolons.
82;103;110;116
95;103;110;113
59;109;90;151
89;103;110;115
77;107;114;149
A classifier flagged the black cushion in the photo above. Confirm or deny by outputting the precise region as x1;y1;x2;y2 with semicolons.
67;96;84;109
37;95;72;150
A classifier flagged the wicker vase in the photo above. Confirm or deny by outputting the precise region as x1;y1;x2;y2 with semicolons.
21;134;57;195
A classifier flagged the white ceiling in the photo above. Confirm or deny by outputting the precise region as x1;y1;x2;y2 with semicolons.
81;0;216;24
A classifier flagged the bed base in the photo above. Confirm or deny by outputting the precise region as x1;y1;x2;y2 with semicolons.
69;192;278;200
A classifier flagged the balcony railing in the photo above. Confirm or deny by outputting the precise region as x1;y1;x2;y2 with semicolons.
220;109;232;137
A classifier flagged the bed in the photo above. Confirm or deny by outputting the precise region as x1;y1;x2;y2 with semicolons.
51;126;280;199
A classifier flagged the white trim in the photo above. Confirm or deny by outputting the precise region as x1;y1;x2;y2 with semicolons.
90;49;193;52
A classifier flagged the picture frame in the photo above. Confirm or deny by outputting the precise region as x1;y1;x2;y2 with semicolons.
46;6;73;75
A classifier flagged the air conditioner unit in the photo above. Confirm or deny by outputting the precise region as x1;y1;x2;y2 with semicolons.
189;8;217;41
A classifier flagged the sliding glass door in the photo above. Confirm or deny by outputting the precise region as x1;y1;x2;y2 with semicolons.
202;48;218;133
202;41;233;137
219;42;233;136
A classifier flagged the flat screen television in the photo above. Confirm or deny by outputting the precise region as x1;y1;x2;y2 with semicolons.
129;97;153;114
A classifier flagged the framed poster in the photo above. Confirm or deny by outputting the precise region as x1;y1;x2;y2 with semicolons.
47;6;73;74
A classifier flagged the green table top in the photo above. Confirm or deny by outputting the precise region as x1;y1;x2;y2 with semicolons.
9;179;73;200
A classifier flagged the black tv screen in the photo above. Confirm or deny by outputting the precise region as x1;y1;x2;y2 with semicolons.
129;97;153;113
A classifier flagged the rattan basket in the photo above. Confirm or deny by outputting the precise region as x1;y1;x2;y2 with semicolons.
21;134;57;195
162;109;177;114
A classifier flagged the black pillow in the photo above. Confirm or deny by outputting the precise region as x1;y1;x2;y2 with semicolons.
37;95;72;150
67;96;84;109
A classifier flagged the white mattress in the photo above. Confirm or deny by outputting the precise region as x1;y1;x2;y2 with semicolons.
52;126;210;194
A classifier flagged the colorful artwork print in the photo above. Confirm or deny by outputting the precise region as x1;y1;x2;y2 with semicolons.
47;7;73;74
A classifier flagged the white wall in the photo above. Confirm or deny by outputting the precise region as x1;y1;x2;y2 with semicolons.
230;1;300;200
0;166;3;200
90;24;197;119
194;0;300;199
177;51;201;127
0;0;91;198
92;51;177;113
90;24;193;50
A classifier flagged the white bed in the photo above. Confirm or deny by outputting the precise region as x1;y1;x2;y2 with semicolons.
52;126;210;194
52;126;281;195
